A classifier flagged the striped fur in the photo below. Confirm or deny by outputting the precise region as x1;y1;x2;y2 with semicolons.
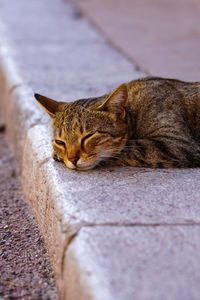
35;77;200;170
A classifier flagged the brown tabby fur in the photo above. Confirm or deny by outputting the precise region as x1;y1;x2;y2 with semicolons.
35;77;200;170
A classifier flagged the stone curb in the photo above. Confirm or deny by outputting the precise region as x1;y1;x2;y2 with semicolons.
0;38;107;300
0;36;105;300
0;1;143;299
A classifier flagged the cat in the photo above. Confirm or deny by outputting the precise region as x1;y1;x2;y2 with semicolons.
35;77;200;171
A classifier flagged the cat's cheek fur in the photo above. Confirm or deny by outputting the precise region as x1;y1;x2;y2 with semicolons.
78;136;128;170
99;135;128;158
77;141;127;170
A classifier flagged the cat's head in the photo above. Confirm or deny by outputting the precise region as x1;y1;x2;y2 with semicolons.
35;84;129;170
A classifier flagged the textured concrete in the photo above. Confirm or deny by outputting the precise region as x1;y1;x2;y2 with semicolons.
1;0;200;299
66;226;200;300
71;0;200;81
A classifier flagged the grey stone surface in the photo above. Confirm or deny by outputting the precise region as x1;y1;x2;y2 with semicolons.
0;0;200;299
7;42;140;100
0;0;140;100
70;0;200;81
0;0;100;43
65;226;200;300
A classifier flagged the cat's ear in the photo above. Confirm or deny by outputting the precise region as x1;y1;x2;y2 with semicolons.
34;93;65;117
97;84;127;119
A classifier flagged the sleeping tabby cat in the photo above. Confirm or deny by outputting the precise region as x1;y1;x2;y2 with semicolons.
35;77;200;170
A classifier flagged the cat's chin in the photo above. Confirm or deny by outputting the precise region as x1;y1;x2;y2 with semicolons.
68;165;96;171
64;159;97;171
76;162;97;171
76;166;95;171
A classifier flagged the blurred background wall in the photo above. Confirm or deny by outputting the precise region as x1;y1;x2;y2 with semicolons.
70;0;200;81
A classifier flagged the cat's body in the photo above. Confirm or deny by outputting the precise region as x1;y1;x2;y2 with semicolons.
35;77;200;170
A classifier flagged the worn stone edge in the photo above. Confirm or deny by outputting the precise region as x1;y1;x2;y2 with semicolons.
0;38;112;300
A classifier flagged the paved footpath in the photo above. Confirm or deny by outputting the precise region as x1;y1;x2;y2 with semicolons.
71;0;200;81
0;0;200;299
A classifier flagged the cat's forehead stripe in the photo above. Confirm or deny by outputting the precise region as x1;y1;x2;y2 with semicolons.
53;127;62;137
61;128;66;139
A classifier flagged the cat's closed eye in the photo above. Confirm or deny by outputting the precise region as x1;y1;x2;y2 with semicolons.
81;133;94;149
55;139;66;147
81;132;111;148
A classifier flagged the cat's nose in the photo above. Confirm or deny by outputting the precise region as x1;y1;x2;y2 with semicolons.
68;156;79;166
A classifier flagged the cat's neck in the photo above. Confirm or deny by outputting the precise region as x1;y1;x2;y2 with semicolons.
126;107;136;140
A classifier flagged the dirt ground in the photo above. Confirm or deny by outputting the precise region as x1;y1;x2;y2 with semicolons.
0;121;58;299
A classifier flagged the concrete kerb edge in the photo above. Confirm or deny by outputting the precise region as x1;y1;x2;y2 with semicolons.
0;40;92;299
